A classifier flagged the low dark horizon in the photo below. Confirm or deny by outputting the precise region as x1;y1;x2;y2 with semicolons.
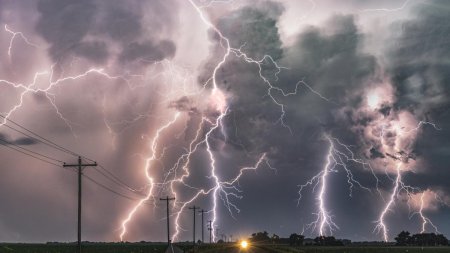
0;0;449;244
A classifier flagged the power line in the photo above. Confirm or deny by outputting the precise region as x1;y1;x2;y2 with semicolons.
95;165;145;196
0;114;95;161
83;174;146;203
0;136;63;163
0;115;143;186
0;122;76;157
1;124;143;198
92;167;145;197
0;140;60;166
0;114;147;202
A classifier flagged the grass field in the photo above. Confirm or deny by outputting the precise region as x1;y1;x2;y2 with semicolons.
0;243;167;253
1;243;450;253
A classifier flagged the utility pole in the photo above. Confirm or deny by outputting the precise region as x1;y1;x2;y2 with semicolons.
207;220;212;244
188;206;200;250
63;156;97;253
198;209;206;243
160;196;175;246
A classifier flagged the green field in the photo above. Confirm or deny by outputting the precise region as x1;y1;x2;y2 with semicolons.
1;243;450;253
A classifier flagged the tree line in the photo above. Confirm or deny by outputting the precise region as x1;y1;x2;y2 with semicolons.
395;231;448;246
248;231;449;246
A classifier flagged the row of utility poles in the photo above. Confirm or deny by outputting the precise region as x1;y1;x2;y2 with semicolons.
160;197;222;251
65;156;222;253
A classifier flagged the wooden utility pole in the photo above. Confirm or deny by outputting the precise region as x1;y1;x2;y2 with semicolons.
63;156;97;253
160;196;175;246
188;206;200;250
198;209;206;243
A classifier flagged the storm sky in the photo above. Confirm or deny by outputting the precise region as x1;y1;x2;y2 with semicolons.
0;0;449;243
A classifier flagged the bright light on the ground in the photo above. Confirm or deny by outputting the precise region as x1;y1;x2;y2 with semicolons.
240;240;249;249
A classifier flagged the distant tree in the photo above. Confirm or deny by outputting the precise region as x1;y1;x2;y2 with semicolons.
251;231;270;242
436;234;449;246
409;233;449;246
271;234;280;243
217;239;224;244
289;233;304;246
314;236;343;246
395;231;411;246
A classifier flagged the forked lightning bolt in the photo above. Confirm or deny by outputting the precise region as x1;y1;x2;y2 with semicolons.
374;121;441;241
187;0;329;132
298;135;377;236
374;163;402;242
120;112;180;241
416;192;439;234
95;0;321;241
4;24;39;57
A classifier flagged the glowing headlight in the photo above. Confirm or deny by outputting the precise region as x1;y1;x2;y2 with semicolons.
240;240;249;249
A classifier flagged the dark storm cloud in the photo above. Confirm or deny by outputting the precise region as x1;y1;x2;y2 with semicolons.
0;0;181;242
169;96;198;113
119;40;176;63
386;0;450;192
72;41;109;64
0;132;37;146
36;0;98;61
217;1;284;60
210;11;377;157
2;0;450;243
197;2;384;239
35;0;177;64
0;1;3;20
388;0;450;113
98;4;143;43
282;15;376;103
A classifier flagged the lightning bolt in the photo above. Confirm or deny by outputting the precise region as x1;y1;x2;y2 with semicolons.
0;65;130;131
374;120;441;241
3;4;278;244
360;0;413;13
416;192;439;234
373;163;422;241
9;1;443;244
298;135;377;236
4;24;39;58
168;107;273;242
119;112;181;241
188;0;330;133
374;163;402;242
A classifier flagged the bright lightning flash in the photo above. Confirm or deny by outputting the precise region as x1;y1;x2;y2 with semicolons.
298;135;377;236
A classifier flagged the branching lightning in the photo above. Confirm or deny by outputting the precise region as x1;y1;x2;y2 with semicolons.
374;163;402;242
3;2;281;242
416;192;439;234
298;135;377;236
119;112;180;241
4;24;39;58
360;0;413;13
3;0;447;244
374;121;442;241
